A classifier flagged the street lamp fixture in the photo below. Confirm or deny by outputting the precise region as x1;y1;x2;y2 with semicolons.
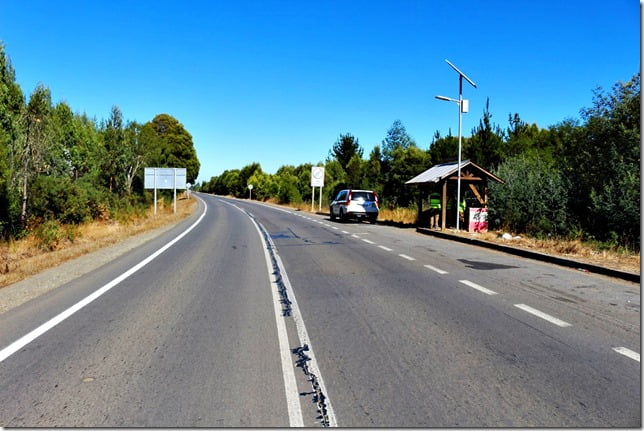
435;59;477;231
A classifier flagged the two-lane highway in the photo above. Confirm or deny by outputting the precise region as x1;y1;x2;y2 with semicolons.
0;194;640;427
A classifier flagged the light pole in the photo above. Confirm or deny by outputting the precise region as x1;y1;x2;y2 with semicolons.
435;59;477;231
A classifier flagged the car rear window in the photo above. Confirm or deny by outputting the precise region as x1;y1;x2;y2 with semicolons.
351;191;375;201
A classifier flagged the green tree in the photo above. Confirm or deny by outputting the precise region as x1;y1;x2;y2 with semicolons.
384;145;430;208
324;159;347;202
99;106;125;194
0;43;25;237
561;73;640;246
504;113;542;160
466;98;505;170
19;84;52;228
382;119;415;161
122;121;147;195
239;162;263;197
427;130;459;165
362;145;383;194
142;114;200;184
274;166;302;204
329;133;362;171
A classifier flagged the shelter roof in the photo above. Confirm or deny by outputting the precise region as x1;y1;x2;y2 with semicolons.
405;160;504;185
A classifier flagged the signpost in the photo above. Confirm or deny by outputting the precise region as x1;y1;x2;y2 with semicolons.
144;167;187;214
311;166;324;212
248;184;253;200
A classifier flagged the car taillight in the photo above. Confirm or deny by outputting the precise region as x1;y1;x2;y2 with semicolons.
374;192;379;208
346;190;352;205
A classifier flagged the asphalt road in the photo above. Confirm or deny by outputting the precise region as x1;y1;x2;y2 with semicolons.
0;193;640;427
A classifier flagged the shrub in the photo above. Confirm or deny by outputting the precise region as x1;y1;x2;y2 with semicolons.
489;155;569;237
34;219;64;250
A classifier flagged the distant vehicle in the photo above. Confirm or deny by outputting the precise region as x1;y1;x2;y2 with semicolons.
330;189;379;223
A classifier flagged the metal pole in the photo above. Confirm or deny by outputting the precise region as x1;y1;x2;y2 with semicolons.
154;167;157;215
456;75;463;231
173;168;177;214
311;187;315;212
319;186;322;212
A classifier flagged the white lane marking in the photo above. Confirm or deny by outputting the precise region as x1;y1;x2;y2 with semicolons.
331;226;339;230
514;303;571;327
351;234;360;239
250;217;337;427
613;347;640;362
0;196;209;364
341;230;349;234
378;245;393;252
424;264;448;275
398;254;415;261
248;215;305;426
459;279;497;295
362;239;375;244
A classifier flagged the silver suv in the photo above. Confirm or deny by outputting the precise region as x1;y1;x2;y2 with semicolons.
330;189;379;223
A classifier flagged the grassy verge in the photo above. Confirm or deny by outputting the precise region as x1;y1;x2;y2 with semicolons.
0;194;197;289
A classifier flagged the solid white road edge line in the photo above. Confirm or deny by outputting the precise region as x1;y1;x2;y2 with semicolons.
514;303;572;327
613;347;640;362
246;215;305;427
0;196;208;364
253;220;338;427
459;279;497;295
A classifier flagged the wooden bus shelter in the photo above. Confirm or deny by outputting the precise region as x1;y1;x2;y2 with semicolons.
405;160;505;231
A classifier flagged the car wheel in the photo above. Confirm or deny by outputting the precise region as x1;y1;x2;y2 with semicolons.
330;207;336;221
369;215;377;224
340;209;347;222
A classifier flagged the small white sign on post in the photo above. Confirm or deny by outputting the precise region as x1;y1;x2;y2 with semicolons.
144;167;187;214
248;184;253;200
311;166;325;212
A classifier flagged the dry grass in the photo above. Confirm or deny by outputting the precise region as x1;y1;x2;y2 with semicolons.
452;230;640;275
0;194;197;289
378;207;417;225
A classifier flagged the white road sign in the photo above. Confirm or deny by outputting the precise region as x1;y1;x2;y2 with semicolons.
144;167;187;190
311;166;325;187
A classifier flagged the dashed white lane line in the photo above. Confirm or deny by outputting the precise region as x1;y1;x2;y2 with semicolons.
341;230;349;234
378;245;393;252
331;226;339;230
351;234;360;239
514;303;571;328
459;279;497;295
362;239;375;244
613;347;640;362
424;264;448;275
399;254;416;261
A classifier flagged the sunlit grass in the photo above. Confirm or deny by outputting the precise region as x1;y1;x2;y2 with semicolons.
0;194;197;289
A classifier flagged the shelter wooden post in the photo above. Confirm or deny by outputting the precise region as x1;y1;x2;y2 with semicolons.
417;190;423;225
405;160;505;233
441;180;447;231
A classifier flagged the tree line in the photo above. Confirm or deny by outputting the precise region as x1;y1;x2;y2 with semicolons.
0;44;200;240
199;73;640;249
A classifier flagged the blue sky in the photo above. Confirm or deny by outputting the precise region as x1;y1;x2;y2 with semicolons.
0;1;639;183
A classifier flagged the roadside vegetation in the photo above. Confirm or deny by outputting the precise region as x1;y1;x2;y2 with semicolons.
0;40;639;283
199;74;640;259
0;43;200;286
0;195;195;289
